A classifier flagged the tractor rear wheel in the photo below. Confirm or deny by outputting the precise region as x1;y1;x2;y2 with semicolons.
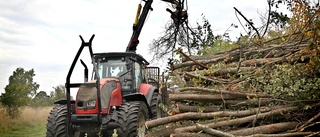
115;101;149;137
150;92;163;119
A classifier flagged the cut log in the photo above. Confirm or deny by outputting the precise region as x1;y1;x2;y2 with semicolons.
174;42;308;70
177;103;221;112
171;71;185;86
181;50;230;62
172;55;228;70
177;48;209;69
145;125;178;137
196;123;235;137
237;58;283;67
210;67;256;77
245;132;315;137
145;111;223;129
170;133;212;137
229;122;298;136
183;71;230;84
178;87;272;98
146;106;285;129
174;106;299;133
224;98;272;107
169;94;237;102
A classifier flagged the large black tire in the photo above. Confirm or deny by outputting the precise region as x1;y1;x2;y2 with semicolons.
115;101;149;137
150;92;163;119
46;105;69;137
46;105;100;137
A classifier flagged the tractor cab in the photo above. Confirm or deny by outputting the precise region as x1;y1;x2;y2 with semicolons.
94;52;150;94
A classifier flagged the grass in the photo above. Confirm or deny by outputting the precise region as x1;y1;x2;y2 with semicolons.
0;106;52;137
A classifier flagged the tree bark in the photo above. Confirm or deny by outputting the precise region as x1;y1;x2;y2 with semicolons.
174;106;299;133
229;122;298;136
172;55;228;70
224;98;272;107
178;87;272;98
196;123;236;137
145;111;224;129
176;103;221;112
237;58;283;67
177;48;209;69
209;67;256;77
146;106;285;129
245;132;314;137
171;71;185;86
145;126;178;137
183;71;230;84
169;93;237;101
170;133;213;137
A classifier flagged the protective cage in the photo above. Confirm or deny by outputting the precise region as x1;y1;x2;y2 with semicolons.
146;67;160;88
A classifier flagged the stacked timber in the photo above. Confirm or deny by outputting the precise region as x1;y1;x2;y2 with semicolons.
145;40;320;137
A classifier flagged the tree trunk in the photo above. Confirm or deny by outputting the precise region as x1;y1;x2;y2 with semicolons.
145;125;178;137
178;87;272;98
174;106;299;133
169;93;237;102
145;111;224;129
229;122;298;136
170;133;213;137
183;71;230;84
146;106;285;129
224;98;272;107
176;103;221;112
196;123;235;137
245;132;315;137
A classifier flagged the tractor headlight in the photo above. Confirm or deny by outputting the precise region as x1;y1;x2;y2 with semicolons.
86;100;96;107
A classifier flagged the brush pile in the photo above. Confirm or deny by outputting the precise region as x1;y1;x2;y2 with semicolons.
146;40;320;137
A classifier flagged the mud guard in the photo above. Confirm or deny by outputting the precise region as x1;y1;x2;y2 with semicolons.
139;83;159;105
145;86;158;105
123;93;152;117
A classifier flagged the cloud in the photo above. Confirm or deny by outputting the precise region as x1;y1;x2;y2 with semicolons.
0;0;270;95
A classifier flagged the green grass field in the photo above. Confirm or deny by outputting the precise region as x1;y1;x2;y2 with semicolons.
0;107;52;137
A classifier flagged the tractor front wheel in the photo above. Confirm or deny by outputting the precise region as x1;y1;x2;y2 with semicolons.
46;105;83;137
115;101;149;137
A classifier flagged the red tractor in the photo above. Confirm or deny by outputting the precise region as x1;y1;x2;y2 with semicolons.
46;0;170;136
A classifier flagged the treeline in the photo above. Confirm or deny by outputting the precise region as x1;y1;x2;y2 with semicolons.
0;67;66;118
29;85;67;107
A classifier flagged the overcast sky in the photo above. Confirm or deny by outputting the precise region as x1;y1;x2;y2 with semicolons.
0;0;269;95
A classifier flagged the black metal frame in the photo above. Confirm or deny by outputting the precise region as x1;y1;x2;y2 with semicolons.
65;34;103;132
146;67;160;88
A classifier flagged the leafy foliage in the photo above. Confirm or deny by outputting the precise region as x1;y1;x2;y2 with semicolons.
1;68;39;118
30;91;52;107
51;85;66;101
239;64;320;102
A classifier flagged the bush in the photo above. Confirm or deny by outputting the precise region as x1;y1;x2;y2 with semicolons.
240;63;320;102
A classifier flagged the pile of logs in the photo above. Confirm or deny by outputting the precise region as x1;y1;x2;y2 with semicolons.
145;41;320;137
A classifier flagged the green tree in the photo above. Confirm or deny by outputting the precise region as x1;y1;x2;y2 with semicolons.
52;85;66;101
31;91;53;107
1;67;39;118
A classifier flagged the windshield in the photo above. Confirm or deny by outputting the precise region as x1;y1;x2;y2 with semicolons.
98;58;127;78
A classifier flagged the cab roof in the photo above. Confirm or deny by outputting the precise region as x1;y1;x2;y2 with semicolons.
93;52;149;65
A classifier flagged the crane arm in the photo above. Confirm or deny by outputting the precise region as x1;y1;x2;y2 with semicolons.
126;0;182;53
126;0;154;52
